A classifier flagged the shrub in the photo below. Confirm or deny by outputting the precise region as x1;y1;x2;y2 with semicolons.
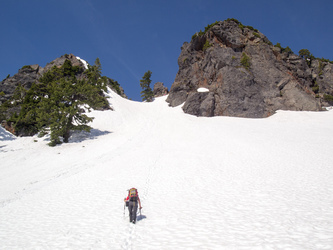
324;94;333;103
240;53;251;70
192;21;218;40
299;49;315;66
275;43;283;50
204;21;219;33
318;61;325;76
226;18;241;24
317;57;333;64
275;43;293;54
203;40;212;51
226;18;259;32
108;78;122;96
21;65;32;70
192;30;204;40
192;19;260;40
312;81;319;93
284;46;293;54
238;23;244;30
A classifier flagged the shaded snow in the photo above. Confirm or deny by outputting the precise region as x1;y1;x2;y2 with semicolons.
1;89;333;249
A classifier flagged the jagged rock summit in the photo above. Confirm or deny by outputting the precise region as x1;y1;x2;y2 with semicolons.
0;54;126;106
153;82;169;97
166;19;332;118
0;54;127;136
0;54;85;104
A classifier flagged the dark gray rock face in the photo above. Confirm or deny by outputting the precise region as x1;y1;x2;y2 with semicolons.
166;20;327;118
0;54;86;105
0;54;128;136
153;82;168;97
0;65;40;104
310;60;333;105
0;54;127;105
41;53;86;75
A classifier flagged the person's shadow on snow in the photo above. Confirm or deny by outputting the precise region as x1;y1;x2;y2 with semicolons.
137;214;147;221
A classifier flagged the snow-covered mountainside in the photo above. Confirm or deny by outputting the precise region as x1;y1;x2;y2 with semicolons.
1;89;333;249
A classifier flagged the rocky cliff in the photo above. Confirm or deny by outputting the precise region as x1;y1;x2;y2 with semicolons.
0;54;126;106
166;19;332;118
0;54;127;135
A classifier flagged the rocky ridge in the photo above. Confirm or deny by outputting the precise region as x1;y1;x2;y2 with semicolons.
0;54;127;136
0;54;126;106
166;19;333;118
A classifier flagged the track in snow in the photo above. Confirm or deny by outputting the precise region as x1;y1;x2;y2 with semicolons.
1;90;333;249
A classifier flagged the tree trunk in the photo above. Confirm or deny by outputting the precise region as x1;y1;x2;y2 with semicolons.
63;116;72;143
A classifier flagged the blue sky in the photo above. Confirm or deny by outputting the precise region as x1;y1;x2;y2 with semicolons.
1;0;332;101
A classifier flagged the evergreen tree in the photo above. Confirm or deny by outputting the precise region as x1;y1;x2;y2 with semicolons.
140;70;153;102
299;49;312;60
86;58;102;83
7;58;109;146
299;49;315;66
37;77;100;145
12;83;44;136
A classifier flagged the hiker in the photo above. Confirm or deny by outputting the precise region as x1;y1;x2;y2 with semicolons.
124;188;142;224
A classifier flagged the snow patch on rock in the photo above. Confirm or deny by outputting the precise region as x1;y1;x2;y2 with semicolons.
76;56;89;69
197;87;209;93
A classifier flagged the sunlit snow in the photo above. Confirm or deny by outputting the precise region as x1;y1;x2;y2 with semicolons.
197;87;209;92
1;88;333;249
76;56;88;70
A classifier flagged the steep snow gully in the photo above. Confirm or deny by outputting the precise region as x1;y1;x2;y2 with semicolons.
1;89;333;249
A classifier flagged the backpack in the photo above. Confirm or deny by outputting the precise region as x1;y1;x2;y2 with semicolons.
129;188;138;201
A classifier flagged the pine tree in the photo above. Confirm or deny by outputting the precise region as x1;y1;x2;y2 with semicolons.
299;49;315;66
7;58;109;146
37;77;99;145
86;58;102;83
13;83;42;136
140;70;153;102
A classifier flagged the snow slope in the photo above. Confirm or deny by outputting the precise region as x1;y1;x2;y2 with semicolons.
1;89;333;249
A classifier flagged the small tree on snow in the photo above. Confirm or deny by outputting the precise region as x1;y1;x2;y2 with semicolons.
140;70;153;102
7;59;108;146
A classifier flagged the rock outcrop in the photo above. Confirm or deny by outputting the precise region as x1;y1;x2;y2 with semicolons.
0;54;85;105
166;19;330;118
153;82;169;97
0;54;127;136
0;54;127;106
0;65;40;105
